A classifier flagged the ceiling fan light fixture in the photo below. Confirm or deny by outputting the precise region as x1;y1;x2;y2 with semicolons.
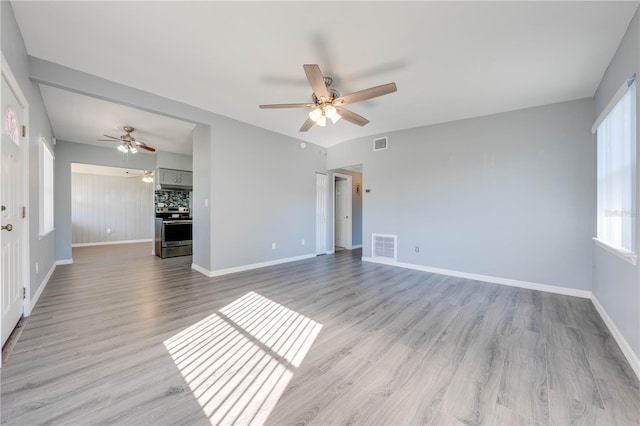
316;114;327;127
142;175;153;183
330;112;341;124
324;105;337;119
308;107;322;123
117;144;127;153
129;146;138;154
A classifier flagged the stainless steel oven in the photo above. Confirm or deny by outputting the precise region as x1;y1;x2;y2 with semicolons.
155;218;193;258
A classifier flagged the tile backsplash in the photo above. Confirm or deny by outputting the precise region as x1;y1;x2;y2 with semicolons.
155;190;190;208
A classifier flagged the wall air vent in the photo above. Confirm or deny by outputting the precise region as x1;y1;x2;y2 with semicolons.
373;137;388;151
372;234;397;261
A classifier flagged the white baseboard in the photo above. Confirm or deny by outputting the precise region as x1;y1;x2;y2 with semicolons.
192;253;316;278
72;239;152;247
361;257;592;299
326;250;335;255
24;262;56;317
350;244;363;249
55;259;73;265
591;295;640;380
190;263;210;276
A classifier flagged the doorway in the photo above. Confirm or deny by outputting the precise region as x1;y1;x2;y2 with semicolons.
333;172;352;251
70;163;155;249
315;173;327;255
1;56;30;348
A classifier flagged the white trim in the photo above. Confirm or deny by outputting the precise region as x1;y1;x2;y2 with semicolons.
72;239;152;247
351;244;362;249
24;262;56;317
326;249;335;255
192;253;316;277
332;172;353;250
361;257;591;298
38;229;55;240
39;137;55;236
592;74;636;133
591;295;640;380
190;263;210;277
593;238;637;265
316;172;328;255
55;259;73;265
2;53;31;324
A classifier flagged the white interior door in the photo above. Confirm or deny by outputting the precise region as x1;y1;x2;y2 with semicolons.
315;173;327;255
334;177;352;249
1;67;26;347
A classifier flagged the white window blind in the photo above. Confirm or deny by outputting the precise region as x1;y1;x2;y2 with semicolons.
595;80;636;254
40;138;54;235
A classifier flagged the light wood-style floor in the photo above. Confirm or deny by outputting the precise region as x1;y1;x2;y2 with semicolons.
1;243;638;425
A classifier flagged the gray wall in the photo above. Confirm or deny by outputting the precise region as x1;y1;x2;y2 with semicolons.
55;140;156;260
210;117;327;270
156;151;192;171
592;9;640;359
192;124;211;270
1;1;56;298
72;173;153;244
328;98;595;291
32;58;326;272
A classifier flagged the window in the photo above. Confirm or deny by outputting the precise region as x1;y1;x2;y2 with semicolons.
39;138;54;236
594;78;636;262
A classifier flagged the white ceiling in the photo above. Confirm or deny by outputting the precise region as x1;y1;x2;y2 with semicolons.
12;1;639;148
40;86;196;155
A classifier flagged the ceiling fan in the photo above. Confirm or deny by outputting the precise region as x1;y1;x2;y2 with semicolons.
126;170;154;183
259;64;397;132
98;125;156;153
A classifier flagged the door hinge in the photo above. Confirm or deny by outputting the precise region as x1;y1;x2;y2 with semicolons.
22;125;26;137
23;288;26;299
22;206;26;218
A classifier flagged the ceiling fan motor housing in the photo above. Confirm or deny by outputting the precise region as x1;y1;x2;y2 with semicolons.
312;88;340;106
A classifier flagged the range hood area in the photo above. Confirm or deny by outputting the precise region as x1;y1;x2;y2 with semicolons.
155;168;193;191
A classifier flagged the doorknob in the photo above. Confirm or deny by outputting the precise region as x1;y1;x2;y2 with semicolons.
1;224;13;231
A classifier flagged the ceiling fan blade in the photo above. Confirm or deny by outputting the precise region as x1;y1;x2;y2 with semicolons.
334;82;397;105
138;144;156;152
97;139;122;142
259;103;314;109
303;64;329;100
102;134;121;140
336;107;369;126
299;117;315;132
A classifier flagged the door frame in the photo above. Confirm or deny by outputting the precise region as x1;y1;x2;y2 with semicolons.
315;172;328;255
332;172;353;250
1;54;31;327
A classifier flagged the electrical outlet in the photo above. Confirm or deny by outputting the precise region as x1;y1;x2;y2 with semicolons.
272;242;276;250
107;228;111;234
301;239;305;246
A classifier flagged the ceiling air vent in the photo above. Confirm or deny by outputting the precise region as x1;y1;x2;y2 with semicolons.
372;234;397;261
373;137;388;151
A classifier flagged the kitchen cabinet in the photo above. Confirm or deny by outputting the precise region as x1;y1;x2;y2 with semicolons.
156;168;193;190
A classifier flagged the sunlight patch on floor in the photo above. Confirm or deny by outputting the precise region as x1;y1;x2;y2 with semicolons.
164;291;322;425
